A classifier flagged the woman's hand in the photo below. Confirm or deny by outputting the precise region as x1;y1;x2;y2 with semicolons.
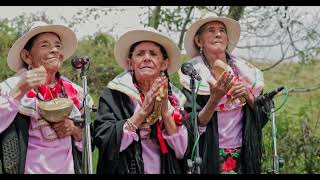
9;66;47;101
51;118;82;141
230;79;255;108
198;71;234;126
126;76;168;131
208;71;234;102
139;76;167;119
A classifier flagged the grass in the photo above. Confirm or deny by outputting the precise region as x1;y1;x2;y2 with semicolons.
257;60;320;173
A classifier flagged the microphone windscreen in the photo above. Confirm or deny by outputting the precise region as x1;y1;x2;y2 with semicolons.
181;63;193;76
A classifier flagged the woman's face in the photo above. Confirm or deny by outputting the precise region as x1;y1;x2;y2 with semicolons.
128;41;168;81
195;21;228;55
22;32;64;73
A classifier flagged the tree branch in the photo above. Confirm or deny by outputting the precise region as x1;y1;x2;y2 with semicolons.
261;53;297;71
178;6;194;49
237;42;283;49
288;84;320;93
149;6;161;29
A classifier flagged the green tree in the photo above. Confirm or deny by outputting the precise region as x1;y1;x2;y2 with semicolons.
0;18;19;80
10;11;54;36
60;32;119;100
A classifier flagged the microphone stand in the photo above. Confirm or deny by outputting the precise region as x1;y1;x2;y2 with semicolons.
187;77;202;174
270;102;279;174
80;63;93;174
263;99;284;174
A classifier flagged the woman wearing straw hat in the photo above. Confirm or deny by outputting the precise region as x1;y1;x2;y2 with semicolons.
0;21;88;174
93;27;191;174
179;14;265;174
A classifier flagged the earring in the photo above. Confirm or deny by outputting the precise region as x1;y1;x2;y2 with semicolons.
27;64;32;70
200;47;203;55
226;48;230;55
160;70;165;77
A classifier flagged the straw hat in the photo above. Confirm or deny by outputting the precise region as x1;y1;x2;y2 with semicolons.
114;27;181;74
7;21;77;72
184;13;240;58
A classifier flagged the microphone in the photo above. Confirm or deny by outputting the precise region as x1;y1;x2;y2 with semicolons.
181;63;202;81
71;56;90;69
256;86;285;105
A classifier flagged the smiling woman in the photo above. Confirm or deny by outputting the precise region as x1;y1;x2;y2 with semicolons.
0;21;93;174
20;32;64;82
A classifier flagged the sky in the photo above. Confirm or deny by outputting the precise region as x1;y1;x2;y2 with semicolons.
0;6;319;61
0;6;142;38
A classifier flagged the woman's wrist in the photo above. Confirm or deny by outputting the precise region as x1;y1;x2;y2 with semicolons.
198;113;207;127
71;126;83;142
126;118;138;131
163;117;177;135
162;110;176;133
162;111;172;122
246;93;255;109
136;109;147;122
127;110;146;131
198;98;217;126
9;86;26;101
209;92;220;103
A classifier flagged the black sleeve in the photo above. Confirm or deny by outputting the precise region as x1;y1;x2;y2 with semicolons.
93;88;134;174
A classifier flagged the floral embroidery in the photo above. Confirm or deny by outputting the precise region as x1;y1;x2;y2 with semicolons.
222;156;237;173
219;147;241;174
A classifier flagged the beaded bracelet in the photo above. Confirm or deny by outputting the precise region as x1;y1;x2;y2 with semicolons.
125;121;135;131
127;118;138;130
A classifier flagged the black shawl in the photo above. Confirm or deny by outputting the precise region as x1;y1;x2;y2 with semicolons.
93;88;193;174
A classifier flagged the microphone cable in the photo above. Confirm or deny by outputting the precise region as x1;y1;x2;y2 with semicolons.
263;87;288;174
264;86;289;119
190;80;202;161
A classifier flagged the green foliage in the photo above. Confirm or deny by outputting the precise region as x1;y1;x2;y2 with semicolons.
0;12;56;81
259;60;320;174
0;18;18;81
10;12;54;36
59;32;122;100
159;6;186;31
